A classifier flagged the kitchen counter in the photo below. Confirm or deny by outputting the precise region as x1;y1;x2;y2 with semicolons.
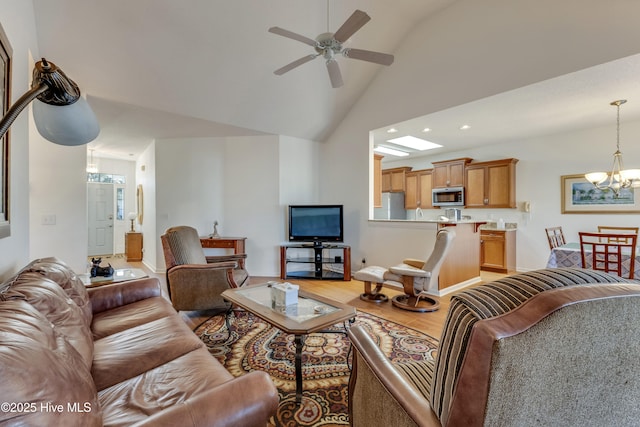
479;222;518;231
370;218;483;224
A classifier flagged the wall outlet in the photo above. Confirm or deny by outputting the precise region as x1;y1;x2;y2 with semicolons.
41;214;56;225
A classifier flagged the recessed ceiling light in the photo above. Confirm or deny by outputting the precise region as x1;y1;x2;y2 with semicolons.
422;127;431;133
374;146;409;157
386;135;442;151
386;127;398;133
459;124;471;130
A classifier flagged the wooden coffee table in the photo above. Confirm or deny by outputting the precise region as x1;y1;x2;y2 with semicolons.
222;282;356;404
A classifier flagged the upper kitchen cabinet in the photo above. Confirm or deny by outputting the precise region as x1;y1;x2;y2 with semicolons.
405;169;433;209
432;158;472;188
465;158;518;208
373;154;384;208
382;167;412;192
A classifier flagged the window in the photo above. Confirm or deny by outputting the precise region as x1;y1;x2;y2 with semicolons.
116;187;124;220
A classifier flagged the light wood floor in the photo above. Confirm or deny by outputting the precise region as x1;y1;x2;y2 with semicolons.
104;255;506;339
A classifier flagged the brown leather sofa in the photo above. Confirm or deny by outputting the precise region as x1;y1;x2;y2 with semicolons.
0;257;278;426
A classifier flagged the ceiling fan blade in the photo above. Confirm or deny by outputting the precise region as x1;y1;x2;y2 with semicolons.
326;59;343;88
343;48;394;66
333;10;371;43
274;54;318;75
268;27;317;47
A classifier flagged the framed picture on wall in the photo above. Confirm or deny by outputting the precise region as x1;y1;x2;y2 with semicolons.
561;174;640;214
0;23;12;238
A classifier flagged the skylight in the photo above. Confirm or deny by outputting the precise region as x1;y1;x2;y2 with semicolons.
374;146;409;157
386;135;442;151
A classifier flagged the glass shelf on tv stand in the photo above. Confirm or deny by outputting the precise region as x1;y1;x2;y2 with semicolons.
280;243;351;281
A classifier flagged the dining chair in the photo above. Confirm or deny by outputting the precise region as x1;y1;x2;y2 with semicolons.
597;226;639;244
545;226;566;249
578;231;637;279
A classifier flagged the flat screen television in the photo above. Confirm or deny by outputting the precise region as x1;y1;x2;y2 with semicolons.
288;205;344;243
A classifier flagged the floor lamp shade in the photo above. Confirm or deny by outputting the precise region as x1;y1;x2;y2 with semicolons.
32;96;100;146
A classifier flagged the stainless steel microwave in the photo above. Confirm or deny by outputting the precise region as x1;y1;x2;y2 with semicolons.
432;187;465;206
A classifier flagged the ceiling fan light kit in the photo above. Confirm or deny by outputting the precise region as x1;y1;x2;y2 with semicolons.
269;9;394;88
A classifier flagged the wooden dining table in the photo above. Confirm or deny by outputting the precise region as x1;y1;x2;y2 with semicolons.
546;242;640;278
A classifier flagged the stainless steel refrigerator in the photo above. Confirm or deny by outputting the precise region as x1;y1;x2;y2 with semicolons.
374;192;406;220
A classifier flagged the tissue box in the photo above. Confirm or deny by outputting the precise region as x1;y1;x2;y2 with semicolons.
271;282;299;306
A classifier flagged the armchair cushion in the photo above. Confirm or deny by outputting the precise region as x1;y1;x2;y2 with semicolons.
388;264;431;278
166;261;237;311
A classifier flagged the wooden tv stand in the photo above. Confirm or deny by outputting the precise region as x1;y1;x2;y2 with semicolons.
280;243;351;281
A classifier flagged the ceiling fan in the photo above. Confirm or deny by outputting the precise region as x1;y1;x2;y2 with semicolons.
268;9;394;88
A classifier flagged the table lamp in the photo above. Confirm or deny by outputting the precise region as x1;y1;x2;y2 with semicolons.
127;212;137;232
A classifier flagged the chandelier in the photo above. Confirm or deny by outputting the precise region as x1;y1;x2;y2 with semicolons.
585;99;640;197
86;149;98;174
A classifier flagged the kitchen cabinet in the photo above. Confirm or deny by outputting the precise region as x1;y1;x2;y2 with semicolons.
432;158;472;188
373;154;384;207
465;158;518;208
480;229;516;273
405;169;433;209
382;167;412;192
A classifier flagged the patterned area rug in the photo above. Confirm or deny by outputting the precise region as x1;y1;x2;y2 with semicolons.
195;310;439;427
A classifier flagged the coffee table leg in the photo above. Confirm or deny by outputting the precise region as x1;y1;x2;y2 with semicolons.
295;334;304;404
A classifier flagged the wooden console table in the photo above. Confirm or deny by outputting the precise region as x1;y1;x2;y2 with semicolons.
125;232;143;261
200;236;246;254
200;236;247;268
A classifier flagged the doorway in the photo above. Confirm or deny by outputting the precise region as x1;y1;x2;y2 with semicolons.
87;182;114;256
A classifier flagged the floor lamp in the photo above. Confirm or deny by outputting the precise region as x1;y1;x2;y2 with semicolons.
0;58;99;145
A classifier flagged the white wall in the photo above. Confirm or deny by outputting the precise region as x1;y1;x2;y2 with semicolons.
224;135;282;276
319;0;640;274
29;135;87;271
137;142;156;270
152;135;319;276
0;2;38;279
279;135;320;205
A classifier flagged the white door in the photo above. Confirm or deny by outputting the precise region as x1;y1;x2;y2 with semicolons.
88;183;114;256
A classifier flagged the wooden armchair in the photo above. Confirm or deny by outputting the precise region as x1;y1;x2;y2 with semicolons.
161;225;249;311
348;268;640;427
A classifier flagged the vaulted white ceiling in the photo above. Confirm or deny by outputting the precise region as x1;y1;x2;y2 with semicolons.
32;0;456;159
31;1;640;162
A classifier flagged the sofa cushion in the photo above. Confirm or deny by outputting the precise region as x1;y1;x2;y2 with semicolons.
92;313;205;390
430;268;640;422
1;272;94;368
0;300;101;426
91;296;176;339
23;257;93;325
98;346;233;426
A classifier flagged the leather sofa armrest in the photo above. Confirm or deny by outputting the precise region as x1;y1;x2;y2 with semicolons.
131;371;279;427
348;325;440;427
88;277;162;314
